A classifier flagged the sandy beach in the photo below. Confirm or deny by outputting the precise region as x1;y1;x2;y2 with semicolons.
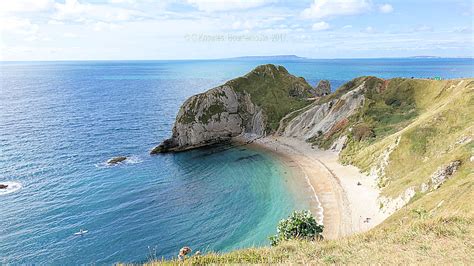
251;136;390;239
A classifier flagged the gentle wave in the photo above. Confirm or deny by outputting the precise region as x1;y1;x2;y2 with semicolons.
0;181;23;196
3;60;472;264
303;174;324;224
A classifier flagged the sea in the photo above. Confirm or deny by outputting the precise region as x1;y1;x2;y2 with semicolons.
1;58;473;264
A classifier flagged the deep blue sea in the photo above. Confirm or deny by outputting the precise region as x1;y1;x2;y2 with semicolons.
1;58;473;264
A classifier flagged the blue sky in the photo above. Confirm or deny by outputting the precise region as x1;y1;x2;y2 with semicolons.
0;0;473;60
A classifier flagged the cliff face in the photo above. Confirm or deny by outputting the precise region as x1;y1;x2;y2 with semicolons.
151;64;312;153
310;79;331;97
151;71;474;263
282;75;473;201
282;78;368;140
165;85;265;151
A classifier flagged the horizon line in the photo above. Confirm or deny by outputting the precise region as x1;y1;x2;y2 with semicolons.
1;55;473;63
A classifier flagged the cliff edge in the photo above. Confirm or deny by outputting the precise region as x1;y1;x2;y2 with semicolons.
151;64;313;153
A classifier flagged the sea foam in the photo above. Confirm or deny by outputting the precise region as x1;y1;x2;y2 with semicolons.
0;181;23;195
95;155;144;168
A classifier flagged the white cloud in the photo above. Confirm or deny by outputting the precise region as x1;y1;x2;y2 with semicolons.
302;0;370;19
342;24;353;29
231;20;255;30
453;26;472;33
227;16;284;31
414;25;432;32
108;0;136;3
0;0;53;14
93;22;121;32
312;21;330;31
48;20;64;25
379;4;393;13
0;16;39;35
53;0;145;22
363;26;376;33
63;33;79;38
186;0;268;12
24;35;38;42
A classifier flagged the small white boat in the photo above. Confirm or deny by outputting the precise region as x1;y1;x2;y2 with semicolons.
74;229;88;236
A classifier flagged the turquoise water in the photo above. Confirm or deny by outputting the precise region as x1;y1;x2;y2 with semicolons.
0;58;473;264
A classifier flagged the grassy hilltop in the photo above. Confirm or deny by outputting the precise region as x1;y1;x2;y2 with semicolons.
226;64;313;132
148;76;474;264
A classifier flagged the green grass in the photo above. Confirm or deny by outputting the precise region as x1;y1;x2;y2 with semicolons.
340;78;473;197
145;158;473;264
351;77;419;139
177;64;314;133
139;77;474;265
226;64;313;132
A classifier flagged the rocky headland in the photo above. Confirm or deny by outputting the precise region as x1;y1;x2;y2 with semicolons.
152;64;473;243
151;64;313;153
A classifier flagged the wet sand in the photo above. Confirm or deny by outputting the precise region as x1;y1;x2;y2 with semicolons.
250;136;389;239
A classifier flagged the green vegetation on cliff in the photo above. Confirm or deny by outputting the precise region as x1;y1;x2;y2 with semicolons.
339;78;473;196
154;64;315;153
310;76;420;149
294;77;472;263
149;176;473;264
199;102;226;124
148;76;473;264
178;91;227;124
226;64;312;132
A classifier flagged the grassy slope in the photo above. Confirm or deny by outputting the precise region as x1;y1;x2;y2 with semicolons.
340;78;473;196
226;64;313;132
147;78;474;264
150;168;473;264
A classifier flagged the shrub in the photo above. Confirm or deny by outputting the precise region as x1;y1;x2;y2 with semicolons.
352;123;375;141
269;210;324;246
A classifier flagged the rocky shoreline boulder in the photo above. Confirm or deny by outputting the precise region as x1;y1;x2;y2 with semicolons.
107;156;127;165
0;184;8;189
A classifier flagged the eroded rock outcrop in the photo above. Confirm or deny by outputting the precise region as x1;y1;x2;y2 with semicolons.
310;80;331;97
107;156;127;165
430;160;462;189
152;64;312;153
282;78;371;140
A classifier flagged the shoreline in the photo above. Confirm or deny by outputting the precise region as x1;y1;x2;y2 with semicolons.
248;141;325;225
248;136;390;239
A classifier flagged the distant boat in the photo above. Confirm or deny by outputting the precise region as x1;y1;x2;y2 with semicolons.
74;229;88;236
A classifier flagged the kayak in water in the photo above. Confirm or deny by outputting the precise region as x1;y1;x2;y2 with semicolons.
74;229;88;236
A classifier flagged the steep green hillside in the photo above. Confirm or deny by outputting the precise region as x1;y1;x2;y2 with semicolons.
146;77;473;264
339;78;473;196
151;64;313;153
149;168;473;264
226;64;312;131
